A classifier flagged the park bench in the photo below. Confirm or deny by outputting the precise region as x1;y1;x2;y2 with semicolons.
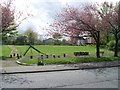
74;52;89;56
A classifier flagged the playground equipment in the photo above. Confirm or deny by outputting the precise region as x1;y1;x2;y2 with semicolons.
23;44;46;65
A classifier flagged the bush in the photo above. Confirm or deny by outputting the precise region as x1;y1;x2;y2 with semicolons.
54;40;61;45
107;40;115;51
107;40;120;51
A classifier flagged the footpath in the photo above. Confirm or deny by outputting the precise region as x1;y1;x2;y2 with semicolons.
1;60;120;74
7;45;19;56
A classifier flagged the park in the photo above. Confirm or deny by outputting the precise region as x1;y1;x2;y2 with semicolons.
1;44;120;66
0;0;120;89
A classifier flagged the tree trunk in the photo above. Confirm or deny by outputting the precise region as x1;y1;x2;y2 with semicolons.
115;2;120;57
96;31;100;58
106;30;109;43
114;34;118;57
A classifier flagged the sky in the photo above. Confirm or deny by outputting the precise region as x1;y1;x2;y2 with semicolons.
1;0;120;37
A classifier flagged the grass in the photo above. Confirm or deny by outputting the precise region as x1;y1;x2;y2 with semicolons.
1;45;12;57
1;45;119;65
20;56;120;65
15;45;113;56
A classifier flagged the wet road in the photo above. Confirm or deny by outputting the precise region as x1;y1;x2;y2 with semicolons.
1;67;119;88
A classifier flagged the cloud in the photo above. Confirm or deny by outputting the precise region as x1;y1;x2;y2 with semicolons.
16;0;63;34
14;0;119;35
1;0;119;36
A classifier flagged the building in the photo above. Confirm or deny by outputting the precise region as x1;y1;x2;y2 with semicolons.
75;32;95;45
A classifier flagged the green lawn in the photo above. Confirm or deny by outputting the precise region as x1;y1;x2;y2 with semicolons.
1;45;119;64
1;45;12;57
16;45;117;65
15;45;113;56
1;45;114;58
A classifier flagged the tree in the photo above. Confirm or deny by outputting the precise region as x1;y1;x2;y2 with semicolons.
0;0;31;43
61;39;69;45
43;38;54;45
15;35;27;45
0;0;18;44
50;4;104;58
52;32;62;45
52;32;62;40
24;28;38;45
98;2;120;57
0;0;15;33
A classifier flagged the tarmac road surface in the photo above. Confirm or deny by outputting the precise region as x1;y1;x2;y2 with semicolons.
1;67;119;88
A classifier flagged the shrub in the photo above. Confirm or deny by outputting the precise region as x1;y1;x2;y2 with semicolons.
107;40;115;51
107;40;120;51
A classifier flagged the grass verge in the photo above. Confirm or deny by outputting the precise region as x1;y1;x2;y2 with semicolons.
20;56;120;65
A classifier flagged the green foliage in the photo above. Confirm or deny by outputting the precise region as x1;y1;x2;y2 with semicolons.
61;39;69;45
54;40;61;45
73;57;116;63
35;40;43;45
2;29;18;45
15;35;28;45
107;40;115;51
107;40;120;51
43;38;69;45
51;32;64;45
100;39;107;45
1;1;18;44
43;38;54;45
24;28;38;45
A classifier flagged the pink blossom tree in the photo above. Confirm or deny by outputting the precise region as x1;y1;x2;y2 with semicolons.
0;0;32;44
0;0;31;34
50;4;104;58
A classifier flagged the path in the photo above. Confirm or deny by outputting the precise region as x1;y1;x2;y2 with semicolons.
1;45;21;67
2;59;22;67
7;45;19;56
2;60;120;74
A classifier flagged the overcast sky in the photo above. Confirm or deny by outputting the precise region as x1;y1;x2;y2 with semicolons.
1;0;119;36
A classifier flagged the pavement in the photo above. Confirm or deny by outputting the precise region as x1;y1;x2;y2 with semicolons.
1;60;120;74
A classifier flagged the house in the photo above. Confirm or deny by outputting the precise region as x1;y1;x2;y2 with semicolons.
74;32;95;45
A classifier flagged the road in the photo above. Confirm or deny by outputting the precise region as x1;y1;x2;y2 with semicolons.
1;67;119;88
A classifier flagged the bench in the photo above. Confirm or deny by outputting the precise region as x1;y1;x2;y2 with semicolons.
74;52;89;56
